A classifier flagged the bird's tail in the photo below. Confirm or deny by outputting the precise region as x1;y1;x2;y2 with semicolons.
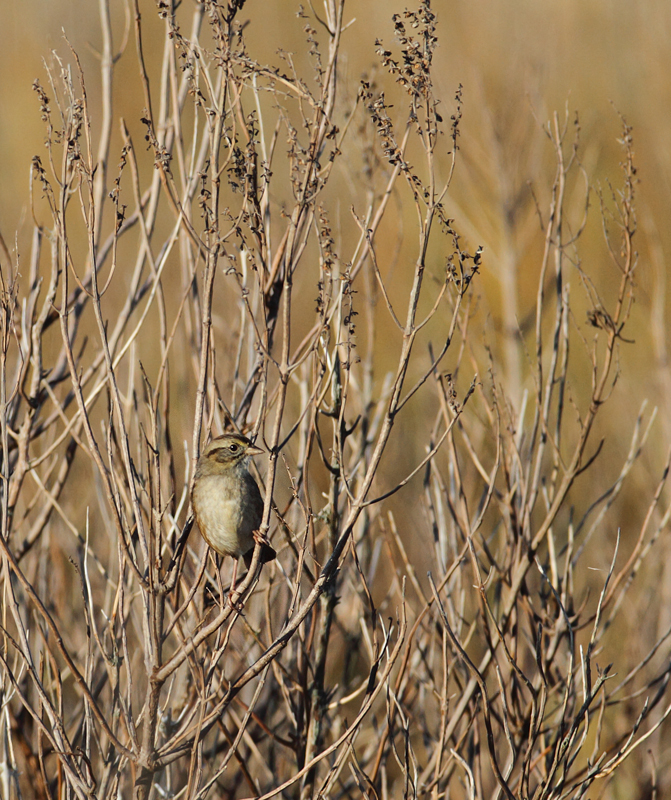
243;541;276;568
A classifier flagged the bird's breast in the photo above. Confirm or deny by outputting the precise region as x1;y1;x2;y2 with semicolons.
192;474;257;557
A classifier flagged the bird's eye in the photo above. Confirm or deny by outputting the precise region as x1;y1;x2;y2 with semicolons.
229;443;239;453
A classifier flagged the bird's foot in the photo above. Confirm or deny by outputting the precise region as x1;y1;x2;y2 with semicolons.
226;590;246;612
252;529;271;547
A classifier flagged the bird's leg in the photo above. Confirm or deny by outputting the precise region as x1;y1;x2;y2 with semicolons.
214;553;226;606
227;558;242;609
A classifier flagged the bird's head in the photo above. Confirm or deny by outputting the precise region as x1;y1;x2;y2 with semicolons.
196;433;264;476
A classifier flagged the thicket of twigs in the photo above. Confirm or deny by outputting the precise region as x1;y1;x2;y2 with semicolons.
1;1;670;798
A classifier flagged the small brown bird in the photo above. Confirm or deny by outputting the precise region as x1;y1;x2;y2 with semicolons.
192;433;276;595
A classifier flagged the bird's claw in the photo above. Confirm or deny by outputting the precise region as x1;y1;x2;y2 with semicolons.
252;529;270;547
226;589;245;612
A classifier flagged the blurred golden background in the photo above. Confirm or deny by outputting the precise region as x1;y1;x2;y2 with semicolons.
2;0;669;405
3;1;670;602
1;2;671;797
3;0;671;653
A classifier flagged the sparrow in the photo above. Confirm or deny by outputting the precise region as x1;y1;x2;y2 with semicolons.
191;433;276;595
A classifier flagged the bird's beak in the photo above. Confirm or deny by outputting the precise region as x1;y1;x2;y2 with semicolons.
247;443;265;457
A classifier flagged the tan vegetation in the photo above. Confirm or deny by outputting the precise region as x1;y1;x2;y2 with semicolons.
1;1;670;798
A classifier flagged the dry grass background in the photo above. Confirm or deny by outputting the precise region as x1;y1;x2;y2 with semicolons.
0;1;670;799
